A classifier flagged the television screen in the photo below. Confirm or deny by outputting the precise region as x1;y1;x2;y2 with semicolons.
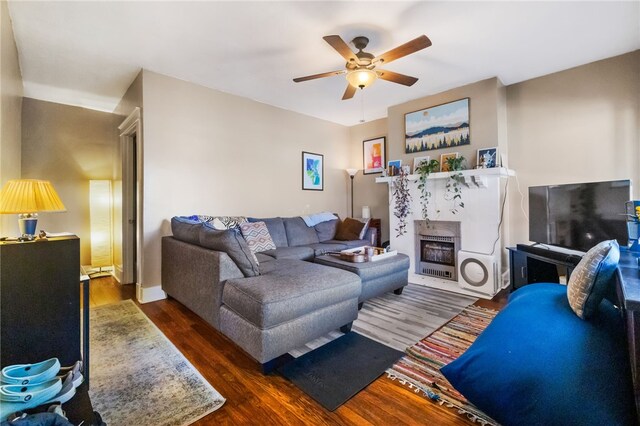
529;180;630;252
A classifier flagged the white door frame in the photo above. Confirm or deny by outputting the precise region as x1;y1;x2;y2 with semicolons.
118;107;142;285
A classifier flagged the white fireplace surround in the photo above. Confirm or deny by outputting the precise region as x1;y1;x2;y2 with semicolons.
377;167;514;298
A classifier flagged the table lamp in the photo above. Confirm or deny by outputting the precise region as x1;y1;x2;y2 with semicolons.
0;179;66;240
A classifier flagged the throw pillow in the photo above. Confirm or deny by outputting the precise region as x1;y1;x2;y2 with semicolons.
199;223;260;277
440;284;635;426
240;222;276;253
567;239;620;319
334;217;366;241
210;216;247;230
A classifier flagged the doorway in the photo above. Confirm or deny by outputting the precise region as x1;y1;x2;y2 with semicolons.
118;107;141;285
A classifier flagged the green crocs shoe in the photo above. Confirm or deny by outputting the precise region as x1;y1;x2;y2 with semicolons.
1;359;60;386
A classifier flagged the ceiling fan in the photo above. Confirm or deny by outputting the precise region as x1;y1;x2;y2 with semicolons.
293;34;432;100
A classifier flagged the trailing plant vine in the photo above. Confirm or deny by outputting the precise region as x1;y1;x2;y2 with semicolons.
415;159;440;222
444;155;466;215
391;167;412;237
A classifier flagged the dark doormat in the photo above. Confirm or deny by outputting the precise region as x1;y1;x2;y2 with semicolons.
277;332;404;411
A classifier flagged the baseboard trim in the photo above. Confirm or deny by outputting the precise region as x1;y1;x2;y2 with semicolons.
136;284;167;304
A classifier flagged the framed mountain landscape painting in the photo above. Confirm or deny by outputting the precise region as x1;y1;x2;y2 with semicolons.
302;151;323;190
405;98;470;153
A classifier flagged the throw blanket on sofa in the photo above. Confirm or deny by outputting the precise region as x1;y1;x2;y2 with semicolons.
301;212;337;227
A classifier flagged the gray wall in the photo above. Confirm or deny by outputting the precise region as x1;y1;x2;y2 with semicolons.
0;0;23;235
21;98;121;264
507;50;640;245
139;70;352;288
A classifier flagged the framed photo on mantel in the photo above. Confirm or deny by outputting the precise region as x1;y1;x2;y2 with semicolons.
363;137;386;175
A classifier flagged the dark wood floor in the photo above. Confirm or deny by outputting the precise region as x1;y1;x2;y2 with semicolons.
90;277;507;425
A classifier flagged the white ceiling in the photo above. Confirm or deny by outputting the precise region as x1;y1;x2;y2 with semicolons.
8;1;640;126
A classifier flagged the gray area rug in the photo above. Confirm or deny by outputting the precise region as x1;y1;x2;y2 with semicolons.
89;300;225;426
291;284;476;355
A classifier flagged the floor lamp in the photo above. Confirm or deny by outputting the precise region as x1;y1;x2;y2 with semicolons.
90;180;113;277
346;168;358;217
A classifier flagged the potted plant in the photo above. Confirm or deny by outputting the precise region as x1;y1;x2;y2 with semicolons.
444;156;466;214
391;166;412;237
414;159;440;221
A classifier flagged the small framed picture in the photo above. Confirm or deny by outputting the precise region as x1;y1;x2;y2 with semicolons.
363;137;386;175
440;152;459;172
302;151;323;191
387;160;402;176
477;147;498;169
412;156;430;173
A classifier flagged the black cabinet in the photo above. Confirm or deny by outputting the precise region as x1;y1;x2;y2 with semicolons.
0;236;95;424
507;245;582;291
1;236;82;367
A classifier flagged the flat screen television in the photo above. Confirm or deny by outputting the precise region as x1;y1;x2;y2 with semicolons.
529;180;631;252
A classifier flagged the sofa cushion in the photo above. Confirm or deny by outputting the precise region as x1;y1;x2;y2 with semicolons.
240;222;276;253
199;223;260;277
567;239;620;319
222;259;361;328
440;283;636;426
247;217;288;248
283;217;320;246
314;219;339;242
335;218;366;241
255;253;276;264
260;246;314;261
307;242;348;256
171;216;203;245
323;239;370;249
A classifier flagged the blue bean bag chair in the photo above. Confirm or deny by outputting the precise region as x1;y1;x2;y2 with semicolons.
441;284;637;426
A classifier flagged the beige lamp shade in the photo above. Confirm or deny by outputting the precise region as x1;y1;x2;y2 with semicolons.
0;179;66;213
346;168;359;177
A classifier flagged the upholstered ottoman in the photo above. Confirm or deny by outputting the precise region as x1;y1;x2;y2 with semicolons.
314;253;410;308
219;259;361;369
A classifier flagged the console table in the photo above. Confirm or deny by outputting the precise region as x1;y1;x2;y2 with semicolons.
617;250;640;415
507;245;582;290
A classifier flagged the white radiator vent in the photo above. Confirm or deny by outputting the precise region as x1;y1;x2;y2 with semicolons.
422;268;452;279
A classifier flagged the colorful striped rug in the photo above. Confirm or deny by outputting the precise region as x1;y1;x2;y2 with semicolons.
386;305;499;426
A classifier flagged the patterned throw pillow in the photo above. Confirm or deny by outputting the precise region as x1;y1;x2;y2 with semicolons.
567;240;620;319
210;216;247;230
240;222;276;253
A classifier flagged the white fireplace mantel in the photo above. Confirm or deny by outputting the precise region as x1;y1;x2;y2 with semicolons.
375;167;514;184
377;167;515;298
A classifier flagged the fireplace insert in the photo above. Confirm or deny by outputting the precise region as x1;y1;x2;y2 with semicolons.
415;221;461;281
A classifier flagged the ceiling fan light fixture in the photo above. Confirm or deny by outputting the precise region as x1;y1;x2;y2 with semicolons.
346;69;377;89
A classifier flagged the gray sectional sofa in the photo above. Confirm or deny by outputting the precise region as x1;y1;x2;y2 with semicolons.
161;215;408;371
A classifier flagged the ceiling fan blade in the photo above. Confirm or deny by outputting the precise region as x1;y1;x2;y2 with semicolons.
323;35;358;62
293;70;346;83
373;35;432;65
342;84;356;100
376;69;419;86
